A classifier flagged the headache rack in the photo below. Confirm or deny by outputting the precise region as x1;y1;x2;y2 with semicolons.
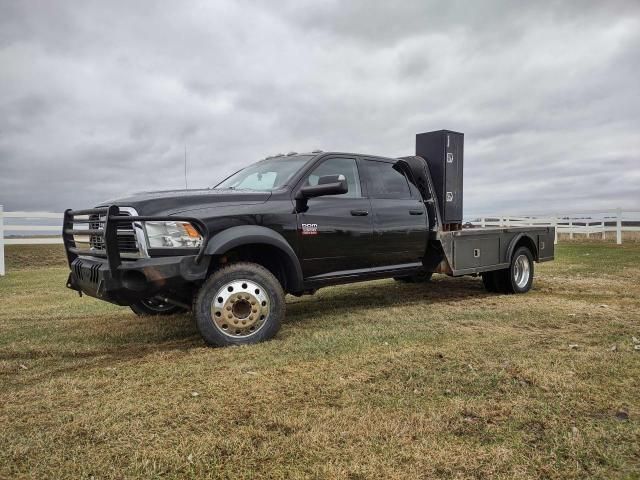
63;205;210;271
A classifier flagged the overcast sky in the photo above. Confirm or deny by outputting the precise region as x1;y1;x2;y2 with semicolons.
1;0;639;216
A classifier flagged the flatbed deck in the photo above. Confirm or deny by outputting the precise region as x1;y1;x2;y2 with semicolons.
437;226;555;276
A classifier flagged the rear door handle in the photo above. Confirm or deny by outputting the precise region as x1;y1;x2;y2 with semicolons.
409;209;424;215
350;209;369;216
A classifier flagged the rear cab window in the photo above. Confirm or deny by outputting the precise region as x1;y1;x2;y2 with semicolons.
360;159;413;199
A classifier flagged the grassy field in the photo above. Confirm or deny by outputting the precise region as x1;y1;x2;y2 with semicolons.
1;243;639;479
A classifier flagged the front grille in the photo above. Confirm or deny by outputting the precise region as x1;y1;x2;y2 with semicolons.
88;211;140;255
87;211;140;256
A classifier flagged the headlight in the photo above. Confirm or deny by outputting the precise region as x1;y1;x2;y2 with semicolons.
144;221;203;248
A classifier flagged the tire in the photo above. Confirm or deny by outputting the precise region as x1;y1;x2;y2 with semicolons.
193;262;285;347
394;271;433;283
130;298;187;316
493;269;511;293
481;271;499;292
500;246;534;294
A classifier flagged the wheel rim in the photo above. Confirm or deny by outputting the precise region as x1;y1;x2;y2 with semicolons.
141;298;176;312
211;279;270;338
513;254;531;288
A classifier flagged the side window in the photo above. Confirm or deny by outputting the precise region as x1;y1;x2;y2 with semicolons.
306;157;362;198
363;160;412;199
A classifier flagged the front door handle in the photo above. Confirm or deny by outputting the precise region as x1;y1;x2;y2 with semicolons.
350;209;369;216
409;209;424;215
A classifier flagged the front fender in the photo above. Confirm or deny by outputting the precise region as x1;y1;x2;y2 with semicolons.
205;226;304;292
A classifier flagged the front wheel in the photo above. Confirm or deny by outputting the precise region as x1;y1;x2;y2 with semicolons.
193;262;285;347
130;298;187;316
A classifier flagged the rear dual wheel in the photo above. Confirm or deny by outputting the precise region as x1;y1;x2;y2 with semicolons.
482;247;534;294
481;271;500;292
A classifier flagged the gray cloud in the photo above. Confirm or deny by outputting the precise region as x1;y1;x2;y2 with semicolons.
0;0;639;215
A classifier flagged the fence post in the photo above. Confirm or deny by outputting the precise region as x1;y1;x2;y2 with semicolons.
553;214;558;245
0;205;5;276
601;220;605;240
481;217;485;228
568;218;573;240
616;208;622;245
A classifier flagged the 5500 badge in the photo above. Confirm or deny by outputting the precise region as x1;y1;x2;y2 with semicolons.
301;223;318;235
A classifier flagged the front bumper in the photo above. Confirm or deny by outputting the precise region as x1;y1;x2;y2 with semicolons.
67;255;209;305
63;206;211;306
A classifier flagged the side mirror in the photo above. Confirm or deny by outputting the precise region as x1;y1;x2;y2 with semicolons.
295;174;348;200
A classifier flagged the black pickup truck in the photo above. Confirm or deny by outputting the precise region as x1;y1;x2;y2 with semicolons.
64;130;554;347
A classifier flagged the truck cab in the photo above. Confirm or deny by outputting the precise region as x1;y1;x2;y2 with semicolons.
294;153;429;280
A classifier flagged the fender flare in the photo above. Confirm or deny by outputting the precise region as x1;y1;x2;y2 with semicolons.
506;233;538;262
205;225;304;292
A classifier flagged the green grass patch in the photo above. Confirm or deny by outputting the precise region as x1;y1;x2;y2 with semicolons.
1;243;639;478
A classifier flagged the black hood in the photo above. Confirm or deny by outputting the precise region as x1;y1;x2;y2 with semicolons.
100;188;271;215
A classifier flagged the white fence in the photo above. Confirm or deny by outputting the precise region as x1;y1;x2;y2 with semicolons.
0;205;64;276
1;206;639;276
468;209;640;245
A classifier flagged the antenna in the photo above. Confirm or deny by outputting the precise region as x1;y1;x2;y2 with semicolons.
184;144;188;189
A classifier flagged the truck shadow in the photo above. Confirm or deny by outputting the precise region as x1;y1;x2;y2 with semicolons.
5;275;496;386
284;275;494;325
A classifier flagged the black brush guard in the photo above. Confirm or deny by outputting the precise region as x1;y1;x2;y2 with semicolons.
63;205;211;304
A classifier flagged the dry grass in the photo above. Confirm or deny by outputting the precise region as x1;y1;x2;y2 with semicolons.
1;243;639;479
557;231;640;243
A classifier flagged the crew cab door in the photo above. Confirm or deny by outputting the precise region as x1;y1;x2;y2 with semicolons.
360;158;428;266
295;156;374;278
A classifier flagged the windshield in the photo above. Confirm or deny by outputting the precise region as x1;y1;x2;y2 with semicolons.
214;155;313;191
